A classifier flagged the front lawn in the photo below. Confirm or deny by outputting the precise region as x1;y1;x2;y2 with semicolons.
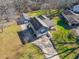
51;17;79;59
17;44;45;59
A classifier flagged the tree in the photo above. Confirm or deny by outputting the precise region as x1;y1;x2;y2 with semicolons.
14;0;29;13
0;0;16;22
41;3;51;15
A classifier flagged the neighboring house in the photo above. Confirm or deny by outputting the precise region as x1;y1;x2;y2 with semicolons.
17;13;30;25
62;10;79;27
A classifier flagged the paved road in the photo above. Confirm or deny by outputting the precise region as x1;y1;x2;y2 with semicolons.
32;35;60;59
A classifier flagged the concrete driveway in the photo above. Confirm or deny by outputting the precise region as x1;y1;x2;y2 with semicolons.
32;35;60;59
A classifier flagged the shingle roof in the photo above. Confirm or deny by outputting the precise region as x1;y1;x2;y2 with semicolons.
63;10;79;24
30;17;43;31
38;15;53;28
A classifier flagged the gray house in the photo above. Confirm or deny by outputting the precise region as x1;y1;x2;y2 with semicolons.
37;15;53;29
62;10;79;26
19;13;53;38
29;17;48;37
29;15;53;38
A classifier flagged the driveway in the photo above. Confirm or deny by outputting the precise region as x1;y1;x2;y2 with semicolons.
73;27;79;36
32;35;60;59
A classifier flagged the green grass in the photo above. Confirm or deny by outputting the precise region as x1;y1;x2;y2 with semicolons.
17;44;45;59
27;9;62;17
51;17;79;59
27;10;47;17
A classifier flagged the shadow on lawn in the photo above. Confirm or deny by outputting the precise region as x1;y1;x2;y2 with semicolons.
57;17;70;29
54;36;79;45
47;39;79;59
74;54;79;59
47;46;79;59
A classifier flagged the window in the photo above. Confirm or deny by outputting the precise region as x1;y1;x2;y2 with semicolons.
40;28;47;33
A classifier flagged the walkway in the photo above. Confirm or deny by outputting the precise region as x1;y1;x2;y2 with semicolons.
74;27;79;36
32;35;60;59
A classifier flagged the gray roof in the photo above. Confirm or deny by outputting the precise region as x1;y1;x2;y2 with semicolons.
37;15;53;28
63;10;79;24
29;15;53;31
30;17;43;31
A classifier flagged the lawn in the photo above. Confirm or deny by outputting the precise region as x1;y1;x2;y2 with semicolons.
16;43;45;59
0;22;22;59
51;17;79;59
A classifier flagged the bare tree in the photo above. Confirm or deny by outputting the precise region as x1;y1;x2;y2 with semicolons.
0;0;16;22
14;0;29;13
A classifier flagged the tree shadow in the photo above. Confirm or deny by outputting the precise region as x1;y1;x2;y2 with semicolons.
62;47;79;59
47;39;79;59
74;54;79;59
57;16;70;29
57;42;75;45
47;46;79;59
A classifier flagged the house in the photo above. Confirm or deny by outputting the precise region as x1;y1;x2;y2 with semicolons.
19;13;53;38
29;17;48;38
62;10;79;27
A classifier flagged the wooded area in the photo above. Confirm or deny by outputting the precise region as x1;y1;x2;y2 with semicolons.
0;0;79;24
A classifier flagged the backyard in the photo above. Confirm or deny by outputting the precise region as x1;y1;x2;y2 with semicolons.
51;17;79;59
